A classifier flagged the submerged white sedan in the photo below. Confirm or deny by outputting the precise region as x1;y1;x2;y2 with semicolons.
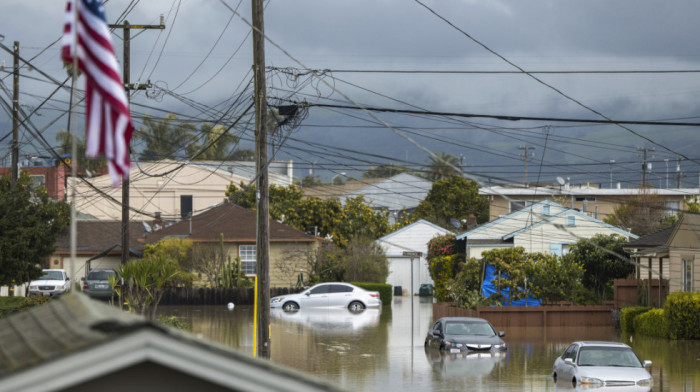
270;282;381;312
553;341;653;388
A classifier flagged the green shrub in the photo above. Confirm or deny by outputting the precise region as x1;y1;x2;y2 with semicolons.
352;282;392;305
633;308;669;338
620;306;651;333
157;315;191;331
664;291;700;340
428;254;460;302
17;296;51;310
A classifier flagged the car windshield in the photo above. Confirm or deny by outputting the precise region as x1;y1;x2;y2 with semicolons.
577;347;643;367
444;321;495;336
87;271;116;280
39;271;64;280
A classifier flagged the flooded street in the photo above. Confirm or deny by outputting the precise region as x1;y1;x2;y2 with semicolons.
158;297;699;391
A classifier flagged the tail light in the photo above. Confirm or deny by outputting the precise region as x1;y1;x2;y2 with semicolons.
370;293;379;298
82;282;88;290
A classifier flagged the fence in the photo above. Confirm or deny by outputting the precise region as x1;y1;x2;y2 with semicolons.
432;302;616;327
159;287;299;306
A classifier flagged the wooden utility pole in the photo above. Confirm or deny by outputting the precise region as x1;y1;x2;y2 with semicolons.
11;41;19;186
518;145;535;187
252;0;271;359
108;20;163;266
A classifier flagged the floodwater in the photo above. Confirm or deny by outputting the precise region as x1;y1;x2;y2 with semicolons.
157;297;699;392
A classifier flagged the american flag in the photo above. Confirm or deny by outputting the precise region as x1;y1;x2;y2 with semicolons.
61;0;133;186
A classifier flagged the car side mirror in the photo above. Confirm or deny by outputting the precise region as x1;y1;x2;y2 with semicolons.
498;331;505;337
564;358;574;366
433;330;442;337
305;292;311;296
80;277;85;281
643;360;652;368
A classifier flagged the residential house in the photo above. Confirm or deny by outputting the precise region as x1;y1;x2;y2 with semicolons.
480;184;698;222
457;200;637;259
377;220;452;295
70;159;293;221
0;292;345;392
142;202;323;288
623;213;700;294
0;155;69;201
338;173;432;224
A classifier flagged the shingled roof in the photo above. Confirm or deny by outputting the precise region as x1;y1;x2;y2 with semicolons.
0;293;345;391
54;220;147;257
143;202;319;244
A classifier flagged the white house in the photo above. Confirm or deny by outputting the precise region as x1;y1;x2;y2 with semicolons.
457;200;637;259
377;219;452;295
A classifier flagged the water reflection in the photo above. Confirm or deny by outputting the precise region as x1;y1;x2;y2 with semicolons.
271;307;380;334
157;299;699;392
424;347;506;378
553;380;651;392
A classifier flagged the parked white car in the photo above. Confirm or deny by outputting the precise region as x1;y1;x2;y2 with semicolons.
270;282;381;312
27;269;71;298
553;341;653;388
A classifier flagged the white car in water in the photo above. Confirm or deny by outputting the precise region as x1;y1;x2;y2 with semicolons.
270;282;381;312
553;341;653;388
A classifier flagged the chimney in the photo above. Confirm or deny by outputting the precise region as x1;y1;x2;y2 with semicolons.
467;212;477;227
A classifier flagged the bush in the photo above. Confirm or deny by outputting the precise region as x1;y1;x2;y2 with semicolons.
620;306;651;333
664;291;700;340
633;308;669;338
352;282;392;305
428;254;460;302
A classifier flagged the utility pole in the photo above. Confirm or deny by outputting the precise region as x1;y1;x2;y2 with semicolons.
11;41;19;186
609;160;615;189
108;19;164;266
252;0;271;359
637;147;654;187
677;157;682;188
518;145;535;187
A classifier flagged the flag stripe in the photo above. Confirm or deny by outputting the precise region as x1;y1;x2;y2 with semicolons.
62;0;133;187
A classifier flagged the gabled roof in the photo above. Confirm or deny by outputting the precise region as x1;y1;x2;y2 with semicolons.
377;219;452;258
54;220;147;257
624;225;675;249
339;173;432;210
143;202;319;244
457;200;637;241
624;213;700;256
0;293;345;392
377;219;452;242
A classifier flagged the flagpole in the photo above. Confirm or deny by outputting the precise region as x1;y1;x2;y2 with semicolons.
68;0;80;288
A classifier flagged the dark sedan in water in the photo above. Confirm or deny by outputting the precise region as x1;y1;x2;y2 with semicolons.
425;317;507;353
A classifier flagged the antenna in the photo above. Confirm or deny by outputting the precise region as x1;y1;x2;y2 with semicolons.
450;218;461;229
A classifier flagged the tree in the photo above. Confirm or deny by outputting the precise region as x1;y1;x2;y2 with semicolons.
135;114;197;160
187;123;241;161
0;173;70;286
564;234;634;302
412;176;489;229
604;189;672;236
423;152;460;181
297;175;323;188
119;255;178;319
323;236;389;283
481;247;529;306
141;237;195;286
334;195;390;247
56;130;107;176
525;252;585;304
230;148;255;161
363;164;408;179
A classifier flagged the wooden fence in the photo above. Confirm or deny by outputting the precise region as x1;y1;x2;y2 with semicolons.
159;287;299;306
432;302;616;327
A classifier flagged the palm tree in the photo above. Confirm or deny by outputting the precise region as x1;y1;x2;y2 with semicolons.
134;114;197;161
424;153;460;181
55;130;107;176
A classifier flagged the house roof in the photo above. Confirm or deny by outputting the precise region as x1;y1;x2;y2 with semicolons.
457;200;637;241
53;220;147;257
143;202;319;244
624;225;675;249
0;293;345;392
302;178;385;200
339;173;432;210
479;185;700;197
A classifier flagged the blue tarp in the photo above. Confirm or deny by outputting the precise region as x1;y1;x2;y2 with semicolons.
481;264;541;307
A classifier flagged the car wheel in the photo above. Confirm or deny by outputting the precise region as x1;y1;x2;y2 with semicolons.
348;301;365;312
552;372;557;383
282;302;299;312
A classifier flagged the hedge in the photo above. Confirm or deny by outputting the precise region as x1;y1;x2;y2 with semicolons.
633;308;669;338
664;291;700;340
620;306;651;333
352;282;392;306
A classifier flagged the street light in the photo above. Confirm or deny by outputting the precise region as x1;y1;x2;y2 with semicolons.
609;160;615;188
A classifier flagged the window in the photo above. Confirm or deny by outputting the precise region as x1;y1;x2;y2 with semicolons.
29;175;45;189
566;216;576;226
575;197;596;202
682;258;694;292
542;205;551;216
510;200;536;213
665;201;680;217
310;285;331;294
330;284;353;293
239;245;256;275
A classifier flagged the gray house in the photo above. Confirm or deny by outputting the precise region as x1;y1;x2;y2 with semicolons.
0;293;345;392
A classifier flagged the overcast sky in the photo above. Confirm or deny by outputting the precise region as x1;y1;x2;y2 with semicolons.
2;0;700;186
